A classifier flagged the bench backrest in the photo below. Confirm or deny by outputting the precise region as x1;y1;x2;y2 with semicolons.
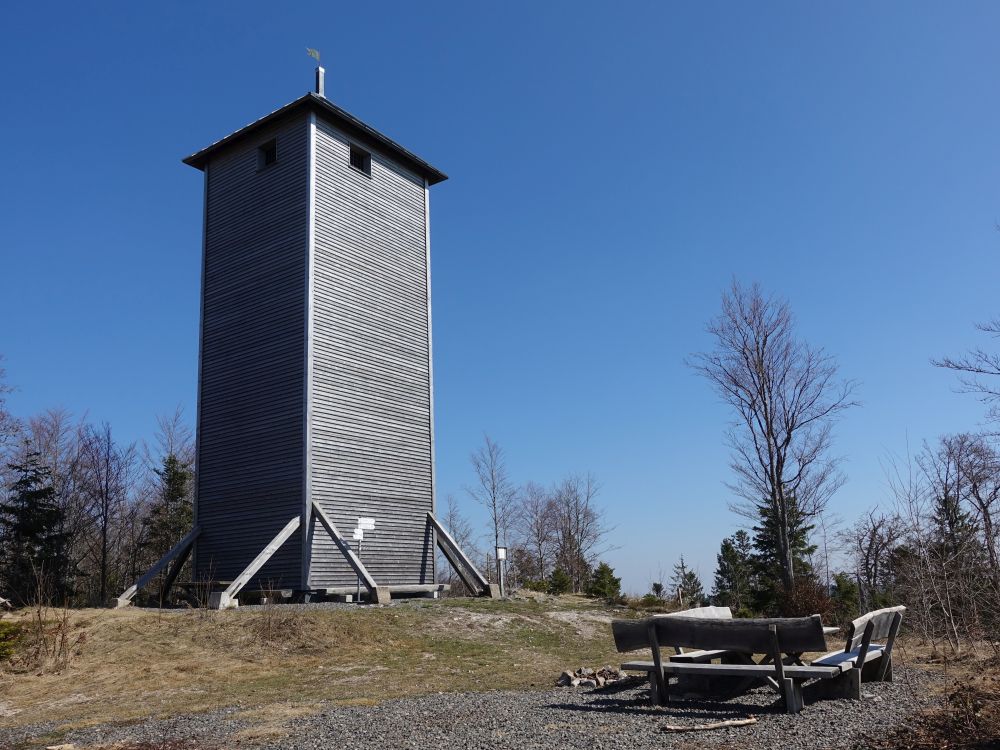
846;605;905;651
611;605;732;653
612;611;825;655
649;614;828;655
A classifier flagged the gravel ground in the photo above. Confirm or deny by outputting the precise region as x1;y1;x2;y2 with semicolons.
3;667;940;750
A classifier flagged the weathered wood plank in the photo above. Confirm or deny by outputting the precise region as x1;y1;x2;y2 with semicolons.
845;606;906;651
427;512;494;596
621;661;842;679
219;516;301;606
115;526;201;608
310;500;382;598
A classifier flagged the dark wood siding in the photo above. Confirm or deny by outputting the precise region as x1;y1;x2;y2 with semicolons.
308;116;435;587
195;115;309;588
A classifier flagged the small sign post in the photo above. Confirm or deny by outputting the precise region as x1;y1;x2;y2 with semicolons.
496;545;507;598
353;518;375;602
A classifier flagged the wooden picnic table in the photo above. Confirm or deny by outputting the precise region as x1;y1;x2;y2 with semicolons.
612;610;903;713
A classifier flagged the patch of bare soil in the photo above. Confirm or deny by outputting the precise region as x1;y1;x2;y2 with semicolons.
870;669;1000;749
545;609;613;639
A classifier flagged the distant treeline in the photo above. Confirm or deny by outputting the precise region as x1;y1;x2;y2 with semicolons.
0;370;193;608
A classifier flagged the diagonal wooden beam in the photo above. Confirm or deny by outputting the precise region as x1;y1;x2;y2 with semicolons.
311;501;389;604
158;538;195;605
116;526;201;608
216;515;301;608
427;512;498;597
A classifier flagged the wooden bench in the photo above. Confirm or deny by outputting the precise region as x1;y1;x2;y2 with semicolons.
613;614;851;713
812;605;905;683
611;606;741;701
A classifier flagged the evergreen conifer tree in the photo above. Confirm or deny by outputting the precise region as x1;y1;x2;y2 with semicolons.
712;530;754;612
144;453;193;559
751;495;817;613
586;561;621;600
671;556;705;607
0;452;72;604
547;567;572;595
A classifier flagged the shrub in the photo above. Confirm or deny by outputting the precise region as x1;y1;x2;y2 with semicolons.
776;577;832;618
521;579;548;593
587;562;622;600
0;621;21;661
547;568;572;595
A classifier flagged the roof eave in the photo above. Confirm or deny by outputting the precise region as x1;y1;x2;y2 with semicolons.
182;92;448;185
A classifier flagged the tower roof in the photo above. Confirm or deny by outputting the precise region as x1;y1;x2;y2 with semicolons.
182;92;448;185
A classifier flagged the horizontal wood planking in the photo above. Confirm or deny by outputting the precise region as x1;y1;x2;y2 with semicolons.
308;116;434;588
613;615;829;655
195;114;310;589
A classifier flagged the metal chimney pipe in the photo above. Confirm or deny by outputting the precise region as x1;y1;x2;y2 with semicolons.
315;66;325;97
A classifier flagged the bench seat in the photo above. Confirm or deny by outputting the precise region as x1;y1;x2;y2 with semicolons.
669;648;733;663
812;645;884;670
622;660;843;681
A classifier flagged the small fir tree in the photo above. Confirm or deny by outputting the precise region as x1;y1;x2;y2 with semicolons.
671;556;705;607
0;453;73;605
586;562;621;600
751;496;817;614
547;567;572;595
712;530;754;613
144;453;193;559
830;572;860;625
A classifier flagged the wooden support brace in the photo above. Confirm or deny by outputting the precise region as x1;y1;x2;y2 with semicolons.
215;516;301;608
158;538;195;605
427;512;497;598
648;619;669;705
311;501;389;604
875;612;902;682
115;526;201;608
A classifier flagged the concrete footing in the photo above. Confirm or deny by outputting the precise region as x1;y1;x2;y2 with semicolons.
208;592;238;610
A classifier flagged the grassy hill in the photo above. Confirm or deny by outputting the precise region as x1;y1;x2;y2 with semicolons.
0;594;626;735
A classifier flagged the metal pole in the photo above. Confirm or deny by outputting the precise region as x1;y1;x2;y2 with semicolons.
499;558;505;598
356;539;362;603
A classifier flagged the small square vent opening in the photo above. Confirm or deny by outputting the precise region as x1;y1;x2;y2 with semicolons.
258;139;277;169
350;145;371;176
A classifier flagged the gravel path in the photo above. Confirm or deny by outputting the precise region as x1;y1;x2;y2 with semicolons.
4;667;939;750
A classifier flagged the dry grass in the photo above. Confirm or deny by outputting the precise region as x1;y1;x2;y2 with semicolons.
0;595;625;735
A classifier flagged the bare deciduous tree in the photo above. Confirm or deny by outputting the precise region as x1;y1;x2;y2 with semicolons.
436;494;478;594
843;509;899;612
0;357;21;468
551;473;610;593
25;409;89;588
934;318;1000;423
517;481;556;582
690;281;857;593
466;434;518;584
141;406;195;473
887;436;999;655
80;423;138;606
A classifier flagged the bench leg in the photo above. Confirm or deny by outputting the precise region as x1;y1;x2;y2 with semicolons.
863;654;890;682
875;653;893;682
647;669;669;705
648;671;662;706
781;678;804;714
804;667;861;704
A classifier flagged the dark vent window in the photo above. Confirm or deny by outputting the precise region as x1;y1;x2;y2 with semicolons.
258;139;277;169
349;145;371;176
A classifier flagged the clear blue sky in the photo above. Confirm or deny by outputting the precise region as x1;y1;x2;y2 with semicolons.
2;2;998;593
